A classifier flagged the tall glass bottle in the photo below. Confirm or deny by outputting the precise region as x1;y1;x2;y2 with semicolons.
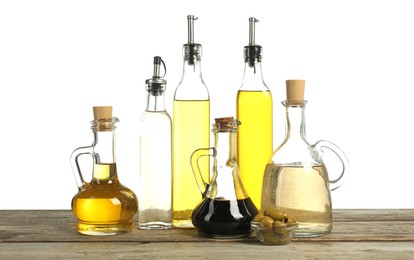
139;56;172;229
71;106;138;236
172;15;210;228
236;17;273;210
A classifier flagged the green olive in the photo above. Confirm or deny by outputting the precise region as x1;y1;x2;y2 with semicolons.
273;220;287;230
260;216;274;229
253;212;264;222
263;208;273;216
286;215;297;226
263;232;279;244
268;209;288;222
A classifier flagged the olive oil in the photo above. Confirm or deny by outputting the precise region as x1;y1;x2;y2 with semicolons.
172;100;210;228
72;163;138;235
261;164;332;237
237;90;272;210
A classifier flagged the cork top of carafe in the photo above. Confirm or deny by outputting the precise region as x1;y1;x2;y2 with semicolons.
93;106;112;120
92;106;115;132
214;117;240;132
286;80;305;101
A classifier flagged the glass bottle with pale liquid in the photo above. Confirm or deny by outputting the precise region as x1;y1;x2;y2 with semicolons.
237;17;273;211
139;56;172;229
70;106;138;235
261;80;348;237
172;15;210;228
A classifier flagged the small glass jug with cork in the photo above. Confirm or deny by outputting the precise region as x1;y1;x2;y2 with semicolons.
261;80;348;237
70;106;138;236
191;117;258;238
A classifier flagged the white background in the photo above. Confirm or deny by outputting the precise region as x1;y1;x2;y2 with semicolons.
0;0;413;209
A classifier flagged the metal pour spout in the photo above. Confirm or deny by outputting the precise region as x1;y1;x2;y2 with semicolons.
249;17;259;46
244;17;262;70
187;15;198;44
183;15;202;65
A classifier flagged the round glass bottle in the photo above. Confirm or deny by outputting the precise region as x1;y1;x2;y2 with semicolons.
191;117;258;238
261;80;348;237
71;106;138;236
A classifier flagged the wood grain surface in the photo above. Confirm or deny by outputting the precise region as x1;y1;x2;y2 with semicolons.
1;209;413;259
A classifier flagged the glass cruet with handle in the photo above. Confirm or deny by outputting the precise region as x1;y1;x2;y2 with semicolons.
261;80;348;238
70;106;138;236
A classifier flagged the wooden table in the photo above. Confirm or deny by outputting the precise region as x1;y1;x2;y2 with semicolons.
1;209;413;259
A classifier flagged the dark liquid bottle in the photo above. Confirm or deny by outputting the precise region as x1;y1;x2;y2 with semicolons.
190;117;258;238
192;197;258;238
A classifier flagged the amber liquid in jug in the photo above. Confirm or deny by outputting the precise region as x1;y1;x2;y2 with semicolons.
71;106;138;236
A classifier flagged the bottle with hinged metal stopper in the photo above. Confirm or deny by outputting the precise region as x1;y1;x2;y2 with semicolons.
237;17;273;211
172;15;210;228
138;56;172;229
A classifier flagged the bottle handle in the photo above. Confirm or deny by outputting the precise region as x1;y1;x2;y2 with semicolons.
70;145;93;190
312;140;349;191
190;147;215;196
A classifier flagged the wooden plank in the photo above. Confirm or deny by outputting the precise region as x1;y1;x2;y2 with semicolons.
2;209;414;222
1;210;413;243
332;209;414;222
1;241;414;259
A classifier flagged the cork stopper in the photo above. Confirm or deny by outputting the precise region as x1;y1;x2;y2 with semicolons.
215;117;234;125
286;80;305;101
93;106;114;131
93;106;112;120
214;117;240;132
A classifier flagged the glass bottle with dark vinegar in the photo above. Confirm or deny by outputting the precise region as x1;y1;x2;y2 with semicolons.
70;106;138;236
191;117;258;238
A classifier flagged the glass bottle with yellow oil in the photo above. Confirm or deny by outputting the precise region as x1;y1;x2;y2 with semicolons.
236;17;273;211
172;15;210;228
70;106;138;235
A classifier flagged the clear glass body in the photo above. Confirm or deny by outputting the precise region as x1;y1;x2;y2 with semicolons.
139;87;172;229
172;47;210;228
262;100;347;237
71;118;138;236
191;119;258;238
237;59;273;211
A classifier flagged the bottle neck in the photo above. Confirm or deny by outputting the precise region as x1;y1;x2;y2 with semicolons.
241;60;266;89
182;56;203;80
214;130;238;167
284;101;308;144
92;128;118;180
146;90;166;112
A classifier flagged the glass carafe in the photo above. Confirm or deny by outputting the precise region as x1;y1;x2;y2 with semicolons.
191;117;258;239
261;80;348;238
70;106;138;236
